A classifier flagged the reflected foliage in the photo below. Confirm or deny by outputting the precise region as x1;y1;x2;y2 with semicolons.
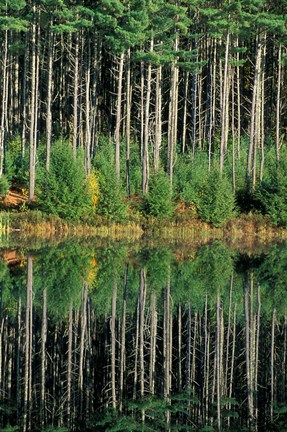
1;240;287;431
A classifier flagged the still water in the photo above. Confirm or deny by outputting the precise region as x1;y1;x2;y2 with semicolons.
1;239;287;431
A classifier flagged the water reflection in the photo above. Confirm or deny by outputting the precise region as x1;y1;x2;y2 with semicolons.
0;241;287;431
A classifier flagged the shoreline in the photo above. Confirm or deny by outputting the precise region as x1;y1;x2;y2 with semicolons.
0;210;286;243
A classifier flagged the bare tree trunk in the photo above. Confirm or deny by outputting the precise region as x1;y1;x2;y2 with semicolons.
0;29;8;177
154;63;162;170
126;49;132;195
21;34;28;157
219;33;230;175
259;37;266;182
85;39;92;175
142;40;153;193
236;38;241;158
231;71;236;191
73;33;79;157
46;27;54;172
247;40;262;184
276;44;282;162
208;42;216;172
29;2;38;200
114;52;125;181
168;35;179;189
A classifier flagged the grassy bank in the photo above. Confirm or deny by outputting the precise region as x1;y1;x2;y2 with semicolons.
1;209;286;244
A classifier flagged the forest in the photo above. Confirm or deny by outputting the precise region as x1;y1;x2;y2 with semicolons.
1;0;287;226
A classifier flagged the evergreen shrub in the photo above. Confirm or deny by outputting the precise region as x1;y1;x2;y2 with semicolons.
37;141;93;220
0;176;10;198
197;170;236;226
144;170;174;218
174;153;209;212
257;158;287;227
96;172;127;221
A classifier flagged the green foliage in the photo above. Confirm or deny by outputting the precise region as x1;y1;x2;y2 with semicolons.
0;176;9;198
37;140;93;221
92;137;127;221
174;153;209;211
97;172;127;221
257;157;287;227
198;169;236;227
144;170;174;218
4;135;29;188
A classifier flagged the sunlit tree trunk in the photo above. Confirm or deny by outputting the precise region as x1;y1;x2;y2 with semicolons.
46;26;54;172
73;32;79;157
0;29;8;177
85;39;92;175
114;53;124;181
29;2;38;200
125;49;132;195
168;35;179;189
276;45;282;162
154;62;162;170
142;40;153;194
219;32;230;175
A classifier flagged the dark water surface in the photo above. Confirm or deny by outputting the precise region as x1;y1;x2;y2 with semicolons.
1;239;287;431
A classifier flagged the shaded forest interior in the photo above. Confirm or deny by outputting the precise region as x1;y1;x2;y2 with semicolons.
1;240;287;430
1;1;287;225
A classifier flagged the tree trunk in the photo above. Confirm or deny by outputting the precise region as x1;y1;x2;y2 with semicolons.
219;32;230;175
126;49;132;196
168;35;179;189
28;2;38;200
85;39;92;175
142;40;153;194
114;52;125;182
247;41;262;185
73;32;79;157
276;45;282;162
46;26;54;172
154;62;162;170
0;29;8;177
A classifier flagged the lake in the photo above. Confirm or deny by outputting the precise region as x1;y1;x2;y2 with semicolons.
0;238;287;431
